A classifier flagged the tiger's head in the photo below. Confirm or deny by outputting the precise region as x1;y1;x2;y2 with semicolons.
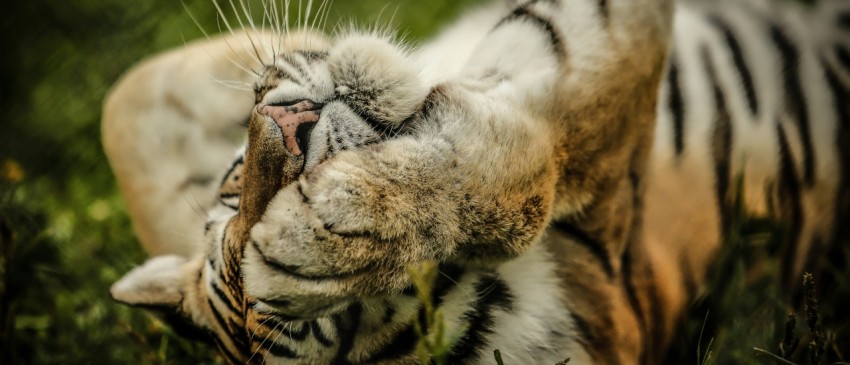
110;31;431;363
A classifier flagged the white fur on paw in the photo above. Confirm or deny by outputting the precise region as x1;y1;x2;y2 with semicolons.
328;33;428;126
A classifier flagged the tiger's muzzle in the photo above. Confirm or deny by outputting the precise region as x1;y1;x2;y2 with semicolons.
257;100;323;157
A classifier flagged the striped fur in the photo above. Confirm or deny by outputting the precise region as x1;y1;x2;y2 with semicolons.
105;0;850;364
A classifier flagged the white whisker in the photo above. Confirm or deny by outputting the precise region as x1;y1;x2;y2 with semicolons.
269;0;284;65
297;0;302;30
257;0;276;65
248;320;282;364
185;1;262;76
318;0;333;33
372;2;393;36
250;316;278;342
231;0;269;67
264;323;289;364
213;0;263;68
440;269;476;302
285;322;293;341
283;0;292;51
211;79;254;91
303;0;314;35
211;0;251;62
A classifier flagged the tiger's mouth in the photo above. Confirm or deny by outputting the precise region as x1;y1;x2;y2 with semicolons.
257;100;324;157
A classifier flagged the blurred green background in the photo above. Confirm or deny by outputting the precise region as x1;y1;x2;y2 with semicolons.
0;0;845;364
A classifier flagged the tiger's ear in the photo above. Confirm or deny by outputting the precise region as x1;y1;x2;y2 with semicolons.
110;255;190;308
112;255;214;344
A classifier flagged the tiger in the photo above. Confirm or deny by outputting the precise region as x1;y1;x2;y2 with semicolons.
102;0;850;363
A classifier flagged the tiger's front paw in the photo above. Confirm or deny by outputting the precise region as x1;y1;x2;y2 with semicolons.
243;181;408;319
301;137;460;246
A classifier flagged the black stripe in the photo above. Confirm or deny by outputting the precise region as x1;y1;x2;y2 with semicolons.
446;274;514;364
207;298;236;334
824;64;850;266
285;53;314;86
620;247;648;364
220;202;239;211
298;50;329;62
213;335;245;365
219;155;244;187
838;12;850;30
206;297;248;352
401;283;416;297
680;254;699;300
550;219;614;277
282;321;310;341
408;262;464;334
770;24;816;186
432;263;465;307
644;260;664;364
710;16;759;116
775;123;804;287
418;86;443;122
516;0;559;7
232;326;250;352
345;105;409;139
331;303;362;365
412;85;461;133
155;309;214;345
310;320;334;347
254;314;283;330
207;295;248;363
480;274;513;311
495;5;565;59
569;312;592;348
261;338;299;359
703;45;734;232
245;316;298;364
275;62;309;87
211;280;242;315
248;318;300;359
569;310;618;364
220;223;244;294
363;324;417;362
667;57;686;156
598;0;609;21
381;301;395;324
625;158;653;365
835;45;850;73
251;241;373;281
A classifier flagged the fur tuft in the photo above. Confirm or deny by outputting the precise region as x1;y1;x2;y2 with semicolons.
327;33;428;127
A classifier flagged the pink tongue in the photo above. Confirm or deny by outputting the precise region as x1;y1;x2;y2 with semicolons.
258;101;321;156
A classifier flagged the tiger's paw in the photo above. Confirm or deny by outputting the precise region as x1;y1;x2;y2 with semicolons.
243;181;410;319
241;33;431;319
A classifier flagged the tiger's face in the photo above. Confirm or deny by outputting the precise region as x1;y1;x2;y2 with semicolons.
110;31;431;362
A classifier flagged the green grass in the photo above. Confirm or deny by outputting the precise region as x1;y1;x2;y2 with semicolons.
1;0;847;364
667;177;850;365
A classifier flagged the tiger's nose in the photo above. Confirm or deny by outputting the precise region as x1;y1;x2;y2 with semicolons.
258;100;322;156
